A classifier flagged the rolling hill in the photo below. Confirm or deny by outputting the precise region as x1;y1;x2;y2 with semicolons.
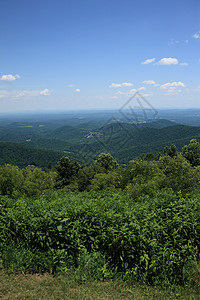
1;116;200;167
0;142;63;168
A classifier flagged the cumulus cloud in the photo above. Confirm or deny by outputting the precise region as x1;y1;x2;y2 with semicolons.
157;57;179;65
121;82;133;87
109;83;121;88
0;74;20;82
143;80;156;85
192;32;200;39
75;88;80;92
116;87;146;96
160;81;185;89
129;89;137;94
40;88;51;96
109;82;133;88
143;80;160;87
160;81;185;96
141;58;156;64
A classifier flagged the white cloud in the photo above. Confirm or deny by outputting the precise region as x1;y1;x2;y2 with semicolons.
160;81;186;96
143;80;159;87
109;82;133;88
121;82;133;87
180;62;189;66
185;40;189;43
115;87;146;95
116;91;126;95
157;57;179;65
75;88;80;92
0;74;20;82
141;58;156;64
129;89;137;94
109;83;121;88
160;81;185;89
192;32;200;39
143;80;156;85
0;88;51;99
40;88;51;96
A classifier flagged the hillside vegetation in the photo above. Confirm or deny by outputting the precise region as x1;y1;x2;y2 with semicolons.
0;142;63;168
1;118;200;167
0;139;200;291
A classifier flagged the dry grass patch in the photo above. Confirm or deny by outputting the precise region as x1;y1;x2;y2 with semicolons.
0;270;199;300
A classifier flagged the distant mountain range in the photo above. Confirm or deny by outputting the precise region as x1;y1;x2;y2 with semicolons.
1;117;200;167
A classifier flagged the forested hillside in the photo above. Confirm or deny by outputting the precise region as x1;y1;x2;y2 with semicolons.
0;142;63;168
0;139;200;291
1;115;200;167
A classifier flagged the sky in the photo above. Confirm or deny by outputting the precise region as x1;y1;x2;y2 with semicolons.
0;0;200;113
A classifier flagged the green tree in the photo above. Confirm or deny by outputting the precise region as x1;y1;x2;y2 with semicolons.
21;165;57;197
55;156;80;188
124;159;164;196
89;170;122;191
93;153;119;173
0;164;23;196
140;152;155;161
77;166;95;191
158;154;198;193
182;139;200;166
163;144;178;157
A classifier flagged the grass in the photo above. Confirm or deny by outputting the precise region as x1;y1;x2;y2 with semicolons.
0;270;199;300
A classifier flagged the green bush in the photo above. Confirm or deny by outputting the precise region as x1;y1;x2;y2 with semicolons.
0;190;199;286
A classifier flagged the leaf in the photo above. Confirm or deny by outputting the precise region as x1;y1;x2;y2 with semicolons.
57;225;62;232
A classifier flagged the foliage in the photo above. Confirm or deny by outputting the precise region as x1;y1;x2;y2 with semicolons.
0;164;23;196
182;139;200;166
0;142;63;168
93;153;119;173
1;139;200;288
89;171;122;191
158;154;200;193
77;166;95;191
163;144;178;157
0;164;56;198
55;156;80;188
0;190;200;286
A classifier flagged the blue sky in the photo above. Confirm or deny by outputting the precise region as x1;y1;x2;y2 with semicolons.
0;0;200;112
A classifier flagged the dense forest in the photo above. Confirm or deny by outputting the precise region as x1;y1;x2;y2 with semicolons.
2;115;200;167
0;139;200;289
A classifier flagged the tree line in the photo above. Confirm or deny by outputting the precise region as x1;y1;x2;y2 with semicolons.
1;139;200;198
